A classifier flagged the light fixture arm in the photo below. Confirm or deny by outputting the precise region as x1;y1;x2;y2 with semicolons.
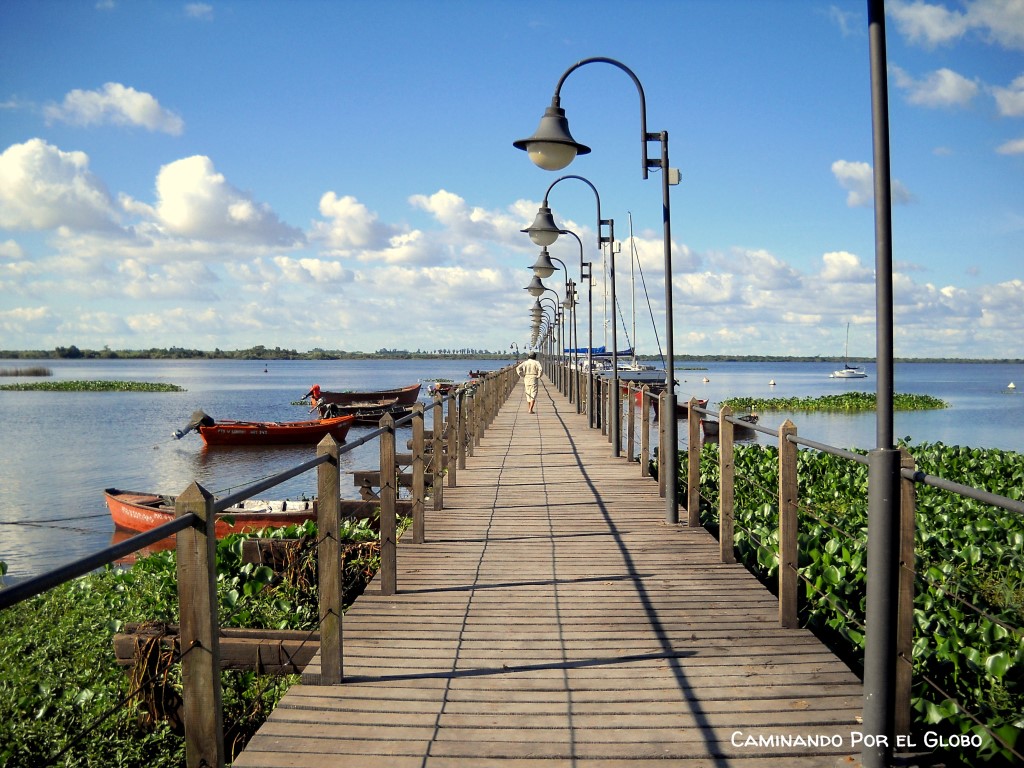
552;57;658;179
541;174;610;248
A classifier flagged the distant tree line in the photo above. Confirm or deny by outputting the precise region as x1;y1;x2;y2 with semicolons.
0;346;1018;364
0;345;516;361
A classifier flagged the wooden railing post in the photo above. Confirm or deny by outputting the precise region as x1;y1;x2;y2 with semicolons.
626;383;636;463
316;434;343;684
687;398;701;527
778;419;799;628
640;385;651;477
175;482;225;768
658;390;667;498
465;392;476;458
411;403;425;544
895;447;917;737
432;394;444;510
718;406;736;564
457;390;468;469
446;393;457;488
379;414;397;596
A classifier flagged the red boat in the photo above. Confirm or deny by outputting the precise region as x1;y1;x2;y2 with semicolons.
105;488;316;536
199;415;354;446
304;382;421;408
174;410;355;446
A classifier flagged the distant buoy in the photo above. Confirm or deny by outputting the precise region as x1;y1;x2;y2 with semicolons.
769;379;776;386
1009;382;1017;389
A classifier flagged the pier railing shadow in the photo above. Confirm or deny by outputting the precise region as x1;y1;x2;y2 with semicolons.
0;365;517;768
544;353;1023;764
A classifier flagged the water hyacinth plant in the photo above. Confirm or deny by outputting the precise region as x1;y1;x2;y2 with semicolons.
0;380;185;392
722;391;948;413
680;440;1023;766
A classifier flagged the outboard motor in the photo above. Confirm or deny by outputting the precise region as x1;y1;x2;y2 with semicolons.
173;410;216;440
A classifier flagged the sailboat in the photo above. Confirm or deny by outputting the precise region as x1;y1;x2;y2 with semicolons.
831;323;868;379
612;213;668;388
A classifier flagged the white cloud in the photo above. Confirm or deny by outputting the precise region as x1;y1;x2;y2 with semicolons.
831;159;913;207
890;65;979;107
153;155;304;245
0;139;118;231
44;83;184;135
185;3;213;20
996;136;1024;154
992;73;1024;116
0;239;25;259
314;192;396;251
889;0;1024;50
820;251;874;283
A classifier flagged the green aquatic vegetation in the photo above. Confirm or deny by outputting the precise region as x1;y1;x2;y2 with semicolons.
0;380;185;392
0;518;380;768
680;440;1023;766
722;391;948;412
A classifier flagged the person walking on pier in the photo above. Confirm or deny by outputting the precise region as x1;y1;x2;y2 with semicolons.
516;351;543;414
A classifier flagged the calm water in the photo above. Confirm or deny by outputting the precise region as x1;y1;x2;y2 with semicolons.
1;358;1021;584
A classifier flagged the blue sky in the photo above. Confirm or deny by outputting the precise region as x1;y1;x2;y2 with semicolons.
1;1;1022;359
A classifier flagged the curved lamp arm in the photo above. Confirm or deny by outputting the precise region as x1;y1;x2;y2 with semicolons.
515;56;663;179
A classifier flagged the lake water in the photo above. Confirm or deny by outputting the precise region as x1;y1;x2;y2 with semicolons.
1;358;1021;584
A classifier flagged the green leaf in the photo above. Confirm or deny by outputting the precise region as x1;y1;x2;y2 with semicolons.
985;651;1012;678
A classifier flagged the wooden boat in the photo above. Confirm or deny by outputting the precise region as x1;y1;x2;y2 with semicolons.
105;488;316;536
304;382;421;407
174;410;355;446
317;399;412;426
701;413;758;437
427;381;456;396
200;415;354;446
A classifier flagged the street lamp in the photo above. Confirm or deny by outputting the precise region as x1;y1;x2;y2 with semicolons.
521;173;618;453
515;56;681;523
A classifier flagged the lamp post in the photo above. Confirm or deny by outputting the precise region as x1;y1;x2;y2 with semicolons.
529;282;566;388
515;56;680;522
521;174;619;455
531;249;579;405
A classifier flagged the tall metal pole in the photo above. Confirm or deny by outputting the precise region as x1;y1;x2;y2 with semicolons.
659;132;678;523
863;1;901;765
608;219;620;457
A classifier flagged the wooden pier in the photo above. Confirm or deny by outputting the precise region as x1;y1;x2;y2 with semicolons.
232;378;864;767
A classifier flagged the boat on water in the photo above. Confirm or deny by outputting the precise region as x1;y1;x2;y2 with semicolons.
831;323;868;379
316;399;412;426
104;488;316;536
173;410;355;446
701;412;759;437
304;382;421;407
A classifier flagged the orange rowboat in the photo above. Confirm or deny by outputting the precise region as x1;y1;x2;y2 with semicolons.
173;411;356;446
104;488;316;536
197;414;355;446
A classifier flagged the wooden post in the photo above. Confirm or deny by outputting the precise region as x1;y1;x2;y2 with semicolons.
718;406;737;563
687;398;701;527
175;482;225;768
895;447;917;737
778;419;799;628
626;383;636;462
379;414;397;596
316;435;343;684
457;390;467;469
411;404;425;544
658;390;667;498
465;393;475;457
640;385;651;477
432;394;444;510
446;391;457;488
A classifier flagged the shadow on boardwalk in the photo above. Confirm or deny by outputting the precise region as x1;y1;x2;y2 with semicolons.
233;379;864;768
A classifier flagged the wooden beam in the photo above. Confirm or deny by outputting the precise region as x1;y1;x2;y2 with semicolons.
114;626;320;675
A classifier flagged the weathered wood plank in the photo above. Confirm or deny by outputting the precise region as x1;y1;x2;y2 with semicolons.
233;379;863;767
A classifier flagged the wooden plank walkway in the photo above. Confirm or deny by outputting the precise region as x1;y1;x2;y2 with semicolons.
233;379;865;767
